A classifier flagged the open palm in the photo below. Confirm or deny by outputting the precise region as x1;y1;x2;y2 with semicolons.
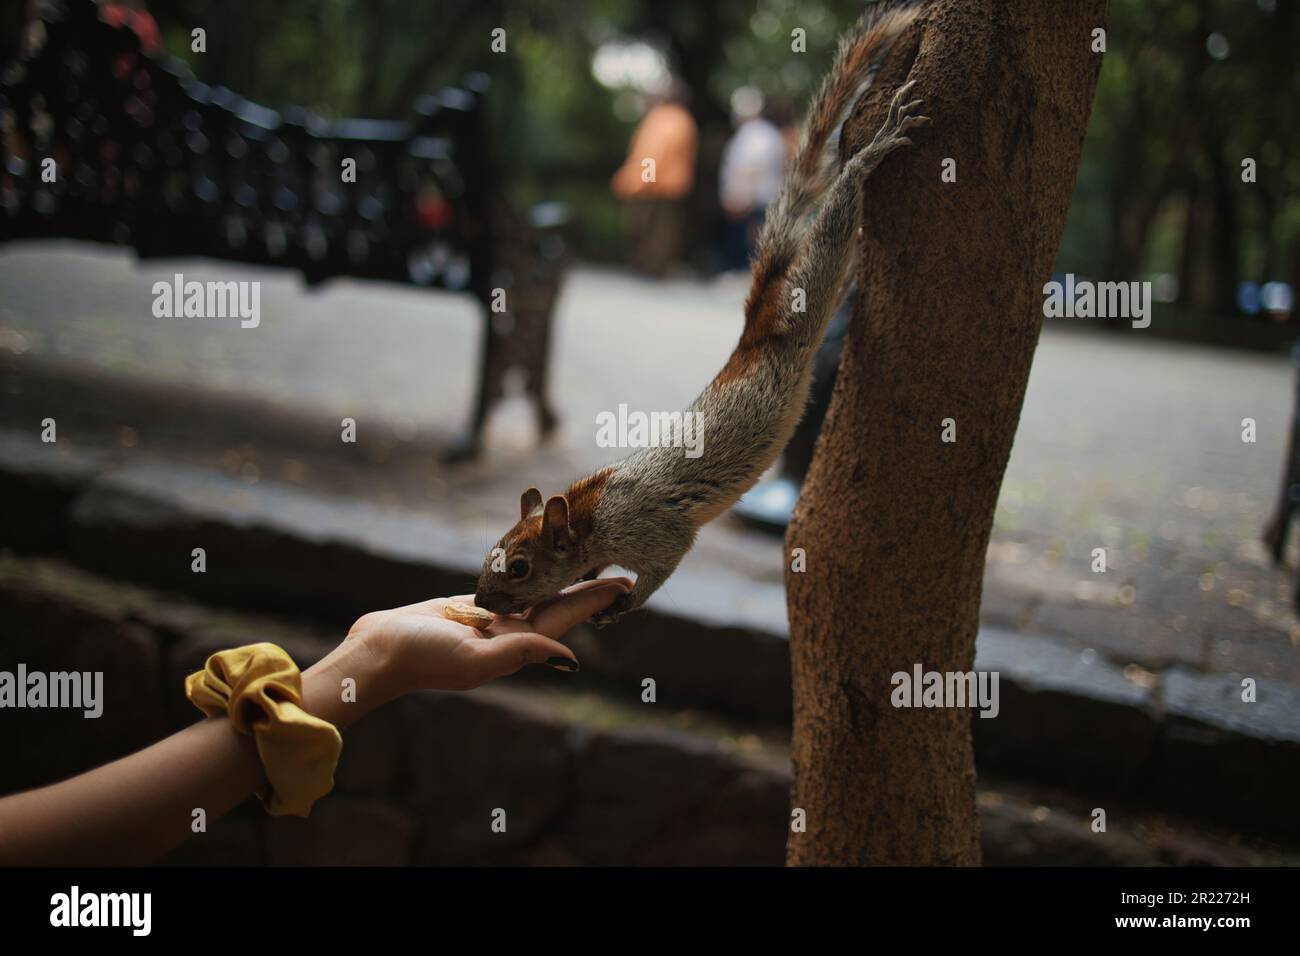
346;578;632;692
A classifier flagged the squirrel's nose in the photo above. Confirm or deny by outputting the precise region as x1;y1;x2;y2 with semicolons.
475;591;509;613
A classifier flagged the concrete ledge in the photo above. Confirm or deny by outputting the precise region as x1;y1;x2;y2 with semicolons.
64;452;795;720
1141;667;1300;833
3;430;1300;840
973;626;1157;792
0;433;107;552
3;555;1286;865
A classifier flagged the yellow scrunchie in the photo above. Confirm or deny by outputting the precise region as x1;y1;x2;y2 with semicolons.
185;643;342;818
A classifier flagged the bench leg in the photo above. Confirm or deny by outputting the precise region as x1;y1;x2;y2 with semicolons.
445;293;561;462
529;310;559;439
442;304;499;463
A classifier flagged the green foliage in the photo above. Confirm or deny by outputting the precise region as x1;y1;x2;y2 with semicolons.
1071;0;1300;301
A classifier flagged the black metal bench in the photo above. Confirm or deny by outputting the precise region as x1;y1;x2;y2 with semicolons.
0;0;563;459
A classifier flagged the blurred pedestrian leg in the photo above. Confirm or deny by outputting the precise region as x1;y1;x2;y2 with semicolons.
626;197;687;277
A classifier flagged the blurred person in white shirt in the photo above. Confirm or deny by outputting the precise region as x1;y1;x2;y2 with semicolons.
718;87;789;273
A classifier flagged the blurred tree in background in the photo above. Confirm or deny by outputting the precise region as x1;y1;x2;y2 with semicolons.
2;0;1296;328
1063;0;1300;319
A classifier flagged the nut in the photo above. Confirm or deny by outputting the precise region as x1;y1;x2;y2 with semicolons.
443;601;495;629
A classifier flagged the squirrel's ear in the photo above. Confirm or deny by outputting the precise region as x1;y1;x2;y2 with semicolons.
541;495;570;551
520;487;543;520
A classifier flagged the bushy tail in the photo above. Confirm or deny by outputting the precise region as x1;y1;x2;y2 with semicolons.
754;2;920;285
665;2;922;522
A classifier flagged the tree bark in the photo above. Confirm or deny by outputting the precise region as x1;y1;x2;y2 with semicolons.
785;0;1107;866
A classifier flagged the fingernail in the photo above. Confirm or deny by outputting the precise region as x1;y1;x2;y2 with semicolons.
546;656;580;673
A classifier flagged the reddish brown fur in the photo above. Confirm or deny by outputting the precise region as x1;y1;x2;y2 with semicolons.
509;514;543;547
717;5;918;392
714;294;786;386
562;465;616;536
797;46;867;180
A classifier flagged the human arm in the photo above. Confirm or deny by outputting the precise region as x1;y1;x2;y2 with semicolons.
0;578;629;865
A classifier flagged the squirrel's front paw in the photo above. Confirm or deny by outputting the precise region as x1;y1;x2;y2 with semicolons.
590;592;634;628
864;78;929;157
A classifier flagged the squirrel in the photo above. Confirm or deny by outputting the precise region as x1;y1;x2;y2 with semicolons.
474;4;927;626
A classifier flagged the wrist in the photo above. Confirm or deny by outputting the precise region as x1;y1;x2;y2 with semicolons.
301;631;404;730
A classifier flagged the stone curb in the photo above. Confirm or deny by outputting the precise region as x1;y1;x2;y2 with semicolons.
2;430;1298;840
2;557;1276;864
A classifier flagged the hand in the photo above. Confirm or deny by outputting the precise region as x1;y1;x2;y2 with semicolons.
345;577;632;694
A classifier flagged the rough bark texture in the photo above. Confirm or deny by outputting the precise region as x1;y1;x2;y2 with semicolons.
785;0;1107;866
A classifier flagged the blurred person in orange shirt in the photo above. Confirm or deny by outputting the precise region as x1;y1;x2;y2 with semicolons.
610;81;698;277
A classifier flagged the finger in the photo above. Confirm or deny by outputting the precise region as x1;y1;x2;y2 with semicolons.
561;576;634;597
526;576;632;620
468;577;630;615
528;578;632;636
470;632;579;681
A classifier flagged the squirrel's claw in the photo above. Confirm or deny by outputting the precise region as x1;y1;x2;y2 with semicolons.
855;85;927;169
590;592;635;629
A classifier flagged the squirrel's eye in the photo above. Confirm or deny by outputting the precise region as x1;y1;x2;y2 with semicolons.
508;559;530;579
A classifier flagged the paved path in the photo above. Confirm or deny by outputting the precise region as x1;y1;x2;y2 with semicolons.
2;240;1297;683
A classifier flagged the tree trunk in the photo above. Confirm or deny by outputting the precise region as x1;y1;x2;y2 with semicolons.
784;0;1106;866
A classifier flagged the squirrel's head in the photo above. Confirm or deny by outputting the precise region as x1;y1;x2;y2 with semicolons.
474;487;581;614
